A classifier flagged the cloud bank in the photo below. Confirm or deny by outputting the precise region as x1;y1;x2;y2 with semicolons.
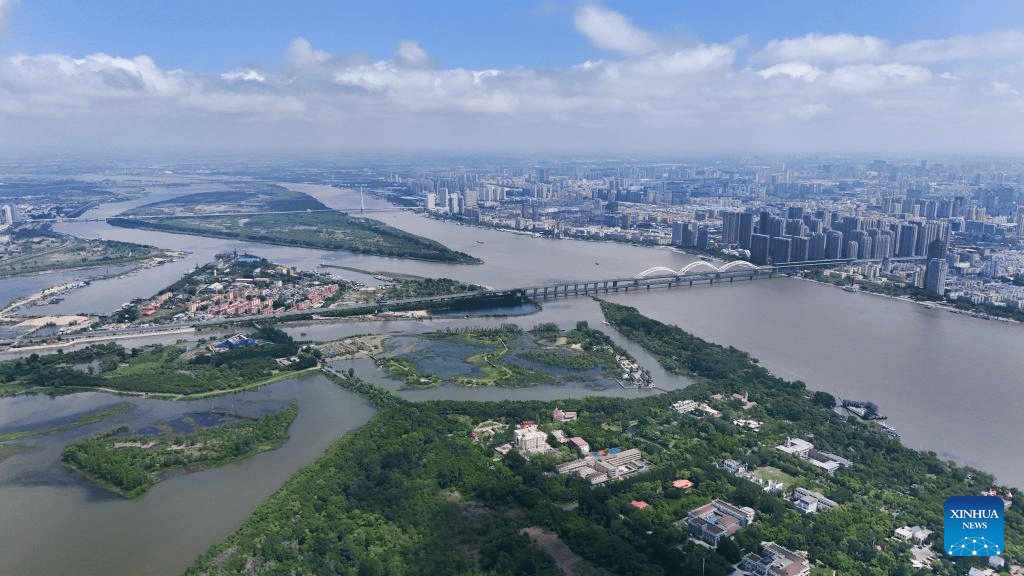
1;3;1024;153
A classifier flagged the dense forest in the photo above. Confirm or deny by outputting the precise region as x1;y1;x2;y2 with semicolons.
185;307;1022;575
0;327;317;396
62;403;297;498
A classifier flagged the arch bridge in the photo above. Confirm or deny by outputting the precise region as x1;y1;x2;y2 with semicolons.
523;260;776;300
634;260;759;279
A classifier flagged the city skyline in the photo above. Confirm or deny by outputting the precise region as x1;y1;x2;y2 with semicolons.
3;2;1024;153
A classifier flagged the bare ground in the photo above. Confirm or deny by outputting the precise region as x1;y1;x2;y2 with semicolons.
520;526;611;576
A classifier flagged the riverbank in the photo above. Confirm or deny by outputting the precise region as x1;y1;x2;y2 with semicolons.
186;305;1024;576
66;366;321;401
794;273;1022;325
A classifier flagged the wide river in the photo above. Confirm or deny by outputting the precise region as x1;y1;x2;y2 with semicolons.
0;375;376;576
0;179;1021;575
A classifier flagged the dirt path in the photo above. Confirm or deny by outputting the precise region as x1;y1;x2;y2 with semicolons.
520;527;610;576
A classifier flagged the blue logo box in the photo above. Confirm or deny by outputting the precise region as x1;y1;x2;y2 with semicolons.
945;496;1004;557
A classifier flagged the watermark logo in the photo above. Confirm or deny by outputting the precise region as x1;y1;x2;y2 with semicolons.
945;496;1003;556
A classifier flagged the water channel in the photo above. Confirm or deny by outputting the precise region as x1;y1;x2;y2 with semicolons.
0;375;376;576
1;179;1022;574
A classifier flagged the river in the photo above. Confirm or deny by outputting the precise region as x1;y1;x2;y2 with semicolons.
1;178;1022;574
0;375;376;576
31;181;1024;486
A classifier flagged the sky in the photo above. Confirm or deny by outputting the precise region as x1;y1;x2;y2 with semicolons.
2;1;1024;155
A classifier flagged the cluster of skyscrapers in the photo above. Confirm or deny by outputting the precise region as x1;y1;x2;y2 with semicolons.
716;208;951;266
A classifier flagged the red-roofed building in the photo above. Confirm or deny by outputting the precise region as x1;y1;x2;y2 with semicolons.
631;500;648;510
673;479;694;490
570;436;590;455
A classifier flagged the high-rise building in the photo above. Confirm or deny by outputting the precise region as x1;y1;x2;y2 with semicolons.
672;222;698;247
790;236;809;262
671;221;685;245
722;212;741;245
770;236;791;264
875;232;892;259
738;213;754;249
808;232;827;261
695;226;710;250
785;219;805;237
915;221;948;257
846;241;859;260
803;216;824;235
857;236;872;259
925;258;948;296
848;229;868;255
750;234;770;265
897;223;918;257
825;230;844;259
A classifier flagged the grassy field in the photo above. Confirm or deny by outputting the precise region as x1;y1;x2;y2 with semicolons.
109;211;481;263
0;238;173;278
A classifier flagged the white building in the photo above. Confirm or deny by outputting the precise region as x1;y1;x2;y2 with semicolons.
776;437;813;458
893;525;932;543
514;426;548;453
792;488;838;514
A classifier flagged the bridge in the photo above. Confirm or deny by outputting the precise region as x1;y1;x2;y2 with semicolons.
518;256;925;299
522;260;777;299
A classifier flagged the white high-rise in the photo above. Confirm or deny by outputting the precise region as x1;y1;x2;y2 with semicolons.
0;205;14;227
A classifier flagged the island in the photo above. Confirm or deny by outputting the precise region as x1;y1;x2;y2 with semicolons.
62;403;298;498
183;304;1023;576
106;186;481;263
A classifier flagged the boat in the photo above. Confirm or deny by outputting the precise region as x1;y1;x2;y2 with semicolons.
880;423;899;438
842;285;859;293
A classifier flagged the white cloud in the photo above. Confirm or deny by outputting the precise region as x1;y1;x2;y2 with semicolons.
286;37;331;67
755;33;887;64
396;41;431;67
573;4;657;55
633;45;735;77
5;31;1024;153
992;81;1020;96
756;30;1024;66
221;68;266;83
758;62;823;82
893;31;1024;62
828;64;931;94
0;0;16;35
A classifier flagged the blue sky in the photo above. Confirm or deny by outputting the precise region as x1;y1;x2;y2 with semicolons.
5;1;1023;72
2;0;1024;153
